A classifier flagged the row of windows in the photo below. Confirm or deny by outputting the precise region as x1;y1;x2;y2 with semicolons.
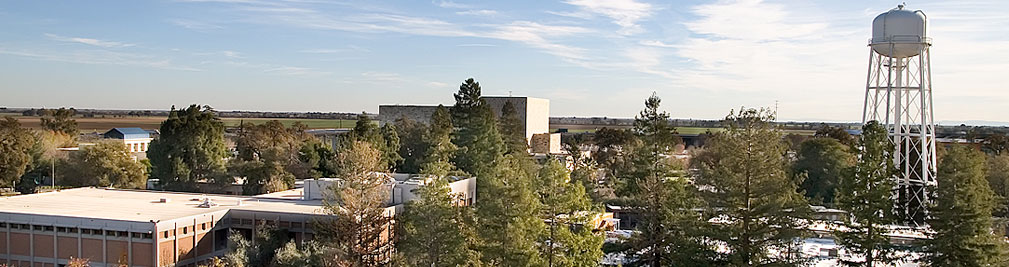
228;218;305;229
0;222;153;239
127;142;147;152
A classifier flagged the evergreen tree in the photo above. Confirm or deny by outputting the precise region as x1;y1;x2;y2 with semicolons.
924;146;1009;266
315;141;393;266
420;105;459;177
536;159;604;267
393;117;429;174
63;141;148;189
148;105;229;191
500;101;528;155
450;78;504;176
396;177;481;267
794;137;855;206
0;117;35;187
694;108;809;265
986;153;1009;217
622;93;712;266
380;123;403;171
475;154;545;266
834;121;901;266
231;120;310;194
814;125;855;147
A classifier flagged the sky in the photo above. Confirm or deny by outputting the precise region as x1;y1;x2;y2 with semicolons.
1;0;1008;123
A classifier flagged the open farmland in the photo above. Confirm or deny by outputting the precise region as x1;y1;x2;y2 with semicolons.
8;115;355;132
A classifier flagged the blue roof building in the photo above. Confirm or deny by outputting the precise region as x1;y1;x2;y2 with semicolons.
103;128;151;139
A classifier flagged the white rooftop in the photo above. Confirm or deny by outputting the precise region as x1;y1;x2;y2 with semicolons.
0;187;326;223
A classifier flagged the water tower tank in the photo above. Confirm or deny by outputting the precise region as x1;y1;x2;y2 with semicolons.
870;5;927;58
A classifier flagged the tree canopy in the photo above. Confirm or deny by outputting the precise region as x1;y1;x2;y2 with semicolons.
63;141;147;189
794;137;855;206
693;108;809;265
148;104;229;191
0;117;36;187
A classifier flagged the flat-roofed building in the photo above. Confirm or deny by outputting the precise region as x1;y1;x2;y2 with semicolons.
0;188;344;267
378;96;550;144
0;173;477;267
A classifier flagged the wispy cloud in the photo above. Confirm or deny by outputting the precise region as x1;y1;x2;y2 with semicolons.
433;0;470;9
487;21;592;61
44;33;136;48
196;50;243;58
563;0;653;35
455;9;498;16
0;47;201;71
456;43;497;47
169;19;225;31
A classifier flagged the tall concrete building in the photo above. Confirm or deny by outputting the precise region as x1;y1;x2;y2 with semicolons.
378;96;550;143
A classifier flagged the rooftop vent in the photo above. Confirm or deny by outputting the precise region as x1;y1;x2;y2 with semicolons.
197;198;218;208
158;198;170;203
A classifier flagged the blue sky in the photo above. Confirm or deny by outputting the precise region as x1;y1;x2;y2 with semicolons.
1;0;1008;122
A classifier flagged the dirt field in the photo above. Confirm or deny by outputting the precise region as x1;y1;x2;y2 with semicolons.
7;115;356;132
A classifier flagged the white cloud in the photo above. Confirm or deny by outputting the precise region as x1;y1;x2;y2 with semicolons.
455;9;498;16
169;19;224;31
563;0;653;35
487;21;592;61
433;0;470;9
44;33;136;48
639;40;676;48
0;46;201;71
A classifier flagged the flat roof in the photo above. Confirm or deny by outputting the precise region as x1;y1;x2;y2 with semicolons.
0;187;326;223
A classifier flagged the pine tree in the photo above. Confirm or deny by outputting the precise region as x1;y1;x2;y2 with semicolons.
451;78;504;176
475;154;545;266
148;104;229;191
500;101;528;155
315;141;393;266
420;105;459;177
396;177;481;267
834;121;901;266
622;93;712;266
923;146;1009;266
694;108;809;265
537;159;604;267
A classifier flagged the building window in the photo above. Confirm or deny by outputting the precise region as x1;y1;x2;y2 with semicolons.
57;227;66;233
45;226;54;231
142;233;153;239
33;225;43;231
68;228;78;233
182;227;188;235
106;230;116;237
163;231;169;238
201;223;207;231
0;222;6;228
82;229;92;235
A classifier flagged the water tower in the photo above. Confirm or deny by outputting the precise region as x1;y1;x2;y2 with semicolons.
861;4;935;226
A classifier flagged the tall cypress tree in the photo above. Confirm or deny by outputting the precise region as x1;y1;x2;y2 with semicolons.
149;104;229;191
924;146;1009;266
834;121;900;266
450;78;504;176
622;93;712;266
694;108;809;265
500;101;528;155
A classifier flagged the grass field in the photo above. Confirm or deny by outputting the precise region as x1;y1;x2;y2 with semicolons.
4;115;356;131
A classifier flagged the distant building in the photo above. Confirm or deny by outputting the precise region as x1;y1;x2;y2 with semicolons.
378;96;550;144
103;128;153;153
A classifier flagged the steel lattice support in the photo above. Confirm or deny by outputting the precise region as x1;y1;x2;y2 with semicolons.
862;42;936;227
